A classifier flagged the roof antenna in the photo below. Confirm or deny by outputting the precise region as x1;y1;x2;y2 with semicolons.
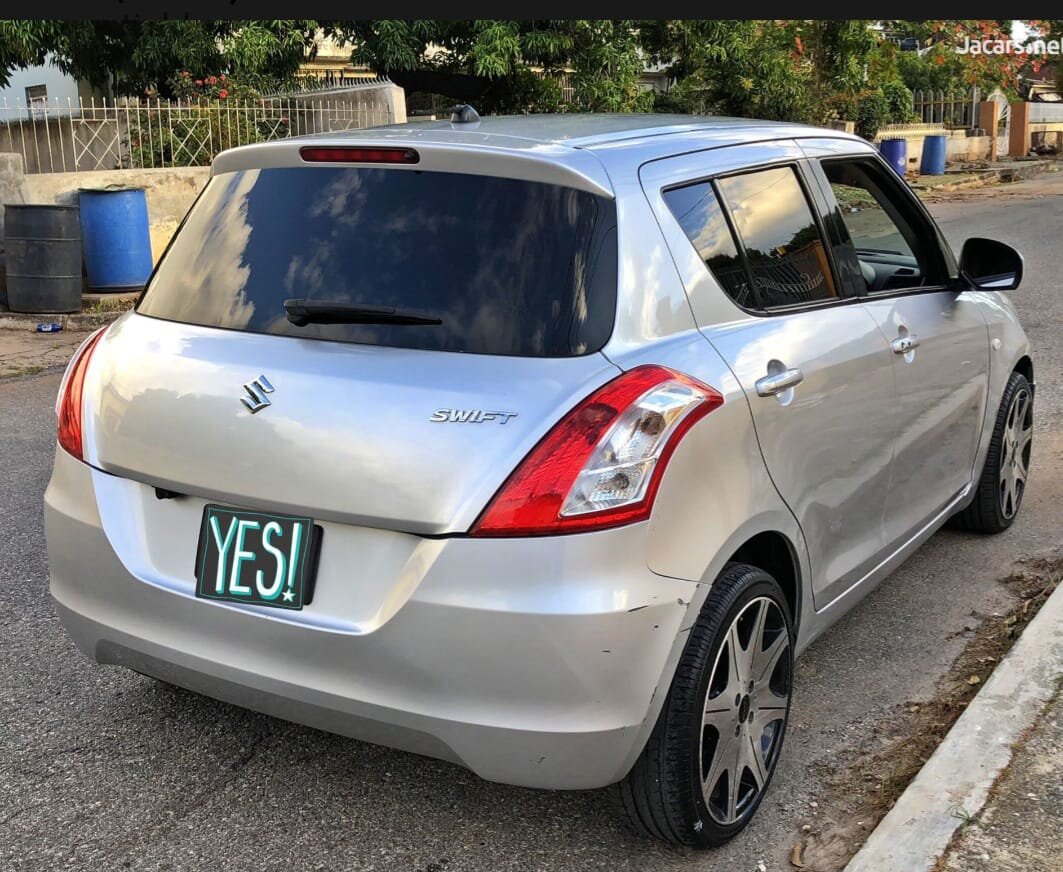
448;104;480;124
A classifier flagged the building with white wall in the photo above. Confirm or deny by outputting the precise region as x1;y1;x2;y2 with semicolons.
0;58;99;120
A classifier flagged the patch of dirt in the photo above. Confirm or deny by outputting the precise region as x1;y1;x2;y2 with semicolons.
790;552;1063;872
83;297;136;315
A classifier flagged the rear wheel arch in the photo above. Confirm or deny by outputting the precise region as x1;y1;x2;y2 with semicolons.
725;531;800;634
1013;355;1033;386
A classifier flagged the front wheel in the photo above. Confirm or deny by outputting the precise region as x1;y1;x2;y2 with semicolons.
615;563;793;847
951;371;1033;534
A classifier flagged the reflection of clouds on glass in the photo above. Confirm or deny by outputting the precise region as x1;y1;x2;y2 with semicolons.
144;170;260;327
721;168;811;255
284;240;334;299
689;201;732;256
308;170;368;223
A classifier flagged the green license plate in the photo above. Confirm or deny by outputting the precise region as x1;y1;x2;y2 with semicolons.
194;505;321;610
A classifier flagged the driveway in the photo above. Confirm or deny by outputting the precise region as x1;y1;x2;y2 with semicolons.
2;175;1061;871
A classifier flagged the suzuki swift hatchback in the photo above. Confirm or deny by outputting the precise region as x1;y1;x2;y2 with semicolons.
46;114;1033;848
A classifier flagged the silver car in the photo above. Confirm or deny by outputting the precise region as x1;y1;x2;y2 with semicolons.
45;114;1033;848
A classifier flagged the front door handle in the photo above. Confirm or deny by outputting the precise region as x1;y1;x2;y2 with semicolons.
891;334;920;354
755;368;804;397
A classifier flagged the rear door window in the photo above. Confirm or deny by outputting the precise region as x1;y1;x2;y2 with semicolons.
715;167;839;309
138;167;618;357
663;165;842;312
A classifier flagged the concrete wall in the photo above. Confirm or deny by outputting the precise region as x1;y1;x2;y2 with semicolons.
21;167;210;263
280;81;406;125
0;153;28;240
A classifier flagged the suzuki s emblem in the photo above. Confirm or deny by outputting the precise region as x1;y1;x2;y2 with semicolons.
241;375;275;413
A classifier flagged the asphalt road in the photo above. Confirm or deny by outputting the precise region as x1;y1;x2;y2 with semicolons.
2;176;1062;872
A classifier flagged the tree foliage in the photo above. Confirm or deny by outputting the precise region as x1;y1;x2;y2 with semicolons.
342;20;651;113
0;18;1051;128
889;20;1047;97
0;20;321;95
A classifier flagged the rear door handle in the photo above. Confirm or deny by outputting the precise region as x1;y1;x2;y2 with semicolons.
891;334;920;354
755;368;804;397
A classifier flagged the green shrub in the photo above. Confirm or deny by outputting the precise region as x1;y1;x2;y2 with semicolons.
881;80;914;123
854;90;892;140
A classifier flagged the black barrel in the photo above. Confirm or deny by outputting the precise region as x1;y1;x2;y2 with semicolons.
4;205;83;313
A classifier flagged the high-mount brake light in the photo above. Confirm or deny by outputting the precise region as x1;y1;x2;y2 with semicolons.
471;365;723;537
298;146;420;165
56;326;108;461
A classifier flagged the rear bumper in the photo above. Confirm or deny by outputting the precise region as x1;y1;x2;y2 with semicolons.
45;448;698;789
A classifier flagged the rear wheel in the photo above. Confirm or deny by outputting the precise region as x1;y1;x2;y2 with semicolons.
615;563;793;847
952;371;1033;534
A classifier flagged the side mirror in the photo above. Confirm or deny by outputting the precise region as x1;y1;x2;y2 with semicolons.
959;237;1023;291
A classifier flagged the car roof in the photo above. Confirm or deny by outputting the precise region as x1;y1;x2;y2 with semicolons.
211;113;866;199
329;113;852;151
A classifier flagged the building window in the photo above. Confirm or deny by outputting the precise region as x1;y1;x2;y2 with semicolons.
25;84;48;116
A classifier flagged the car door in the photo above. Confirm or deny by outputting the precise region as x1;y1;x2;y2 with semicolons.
808;154;990;547
642;145;898;609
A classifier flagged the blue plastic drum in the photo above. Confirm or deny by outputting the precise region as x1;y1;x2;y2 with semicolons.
879;138;908;178
920;134;947;176
78;187;154;291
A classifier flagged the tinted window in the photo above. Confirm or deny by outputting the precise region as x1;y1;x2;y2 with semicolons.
662;182;755;309
717;167;838;309
822;160;929;293
138;168;617;357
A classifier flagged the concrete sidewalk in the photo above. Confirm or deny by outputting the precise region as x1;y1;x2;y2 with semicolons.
845;557;1063;872
941;687;1062;870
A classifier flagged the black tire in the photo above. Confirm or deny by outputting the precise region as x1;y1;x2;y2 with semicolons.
951;371;1033;534
614;563;794;848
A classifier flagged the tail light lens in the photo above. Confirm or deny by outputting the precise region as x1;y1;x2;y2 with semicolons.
56;326;107;461
471;365;723;537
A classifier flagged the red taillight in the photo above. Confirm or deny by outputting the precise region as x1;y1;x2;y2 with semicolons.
56;327;107;461
299;146;420;164
471;365;723;537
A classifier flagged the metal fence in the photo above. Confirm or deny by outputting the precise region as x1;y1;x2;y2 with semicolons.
0;90;395;174
912;88;981;129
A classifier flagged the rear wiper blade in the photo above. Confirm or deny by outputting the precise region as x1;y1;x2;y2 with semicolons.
284;298;442;327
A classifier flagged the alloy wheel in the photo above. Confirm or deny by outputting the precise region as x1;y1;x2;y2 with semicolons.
700;596;791;825
999;387;1033;520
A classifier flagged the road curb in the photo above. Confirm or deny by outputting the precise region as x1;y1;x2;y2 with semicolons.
844;569;1063;872
911;159;1059;195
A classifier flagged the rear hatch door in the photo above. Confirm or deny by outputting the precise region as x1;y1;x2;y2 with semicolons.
84;156;620;534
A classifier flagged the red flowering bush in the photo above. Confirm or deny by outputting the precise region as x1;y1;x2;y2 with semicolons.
127;71;292;168
170;71;257;103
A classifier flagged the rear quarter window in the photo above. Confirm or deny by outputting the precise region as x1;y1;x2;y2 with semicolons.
138;167;618;357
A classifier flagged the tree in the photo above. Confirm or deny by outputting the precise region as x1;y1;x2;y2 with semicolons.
889;20;1046;98
0;20;322;96
640;20;818;122
342;20;651;113
1043;20;1063;90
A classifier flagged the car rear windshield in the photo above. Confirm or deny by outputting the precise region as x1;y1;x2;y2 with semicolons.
137;166;618;357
